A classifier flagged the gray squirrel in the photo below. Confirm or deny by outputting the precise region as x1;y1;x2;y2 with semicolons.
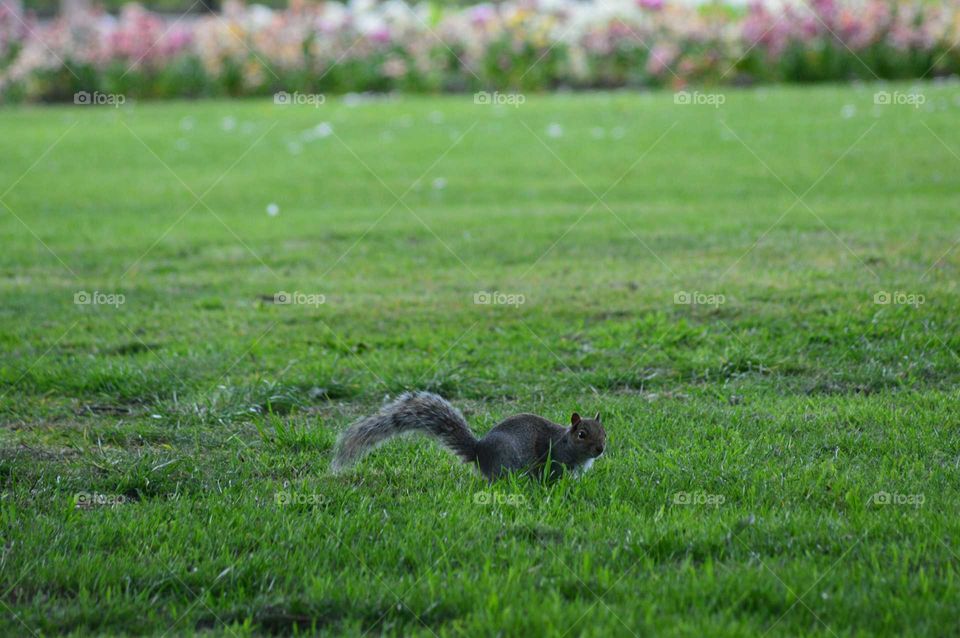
330;391;606;480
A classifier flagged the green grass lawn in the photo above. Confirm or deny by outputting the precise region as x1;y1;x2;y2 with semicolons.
2;82;959;636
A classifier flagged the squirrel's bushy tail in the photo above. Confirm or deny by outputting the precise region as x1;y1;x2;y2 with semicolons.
331;391;478;473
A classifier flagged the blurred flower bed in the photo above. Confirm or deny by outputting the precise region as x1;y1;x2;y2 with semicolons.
2;0;959;102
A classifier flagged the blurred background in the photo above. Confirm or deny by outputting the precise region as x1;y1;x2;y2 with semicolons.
1;0;958;103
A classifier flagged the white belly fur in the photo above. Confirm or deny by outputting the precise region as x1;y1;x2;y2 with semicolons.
574;458;595;477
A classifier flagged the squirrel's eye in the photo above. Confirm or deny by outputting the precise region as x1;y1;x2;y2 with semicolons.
577;430;586;439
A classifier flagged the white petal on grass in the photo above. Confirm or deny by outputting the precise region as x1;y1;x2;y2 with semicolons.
266;203;280;217
300;122;333;143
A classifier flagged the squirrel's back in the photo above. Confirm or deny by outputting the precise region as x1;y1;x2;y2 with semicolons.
475;414;565;479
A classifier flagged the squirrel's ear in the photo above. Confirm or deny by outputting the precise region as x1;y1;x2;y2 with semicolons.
594;412;601;422
571;412;582;427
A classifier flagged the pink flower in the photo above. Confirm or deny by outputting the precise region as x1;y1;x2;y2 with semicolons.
369;26;391;44
469;5;497;28
646;43;678;77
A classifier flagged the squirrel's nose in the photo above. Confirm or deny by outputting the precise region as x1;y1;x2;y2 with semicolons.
595;445;604;455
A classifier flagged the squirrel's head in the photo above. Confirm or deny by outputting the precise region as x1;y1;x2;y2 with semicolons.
568;412;606;458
